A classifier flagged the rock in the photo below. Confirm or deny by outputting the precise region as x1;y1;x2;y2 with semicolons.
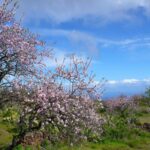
143;123;150;132
21;131;47;146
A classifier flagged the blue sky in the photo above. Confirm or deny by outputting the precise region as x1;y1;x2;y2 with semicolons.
16;0;150;98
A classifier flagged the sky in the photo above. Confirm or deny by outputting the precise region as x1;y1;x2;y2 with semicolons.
15;0;150;98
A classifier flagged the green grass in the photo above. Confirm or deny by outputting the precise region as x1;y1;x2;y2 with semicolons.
0;104;150;150
1;121;150;150
0;123;13;149
139;113;150;124
0;128;12;148
12;132;150;150
0;110;16;149
26;138;150;150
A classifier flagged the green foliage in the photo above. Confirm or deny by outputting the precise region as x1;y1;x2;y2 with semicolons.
13;145;35;150
138;113;150;124
103;117;129;140
84;128;102;143
44;124;60;143
102;102;140;141
137;97;150;107
145;87;150;98
13;145;24;150
1;93;150;150
13;138;150;150
0;128;13;149
1;107;19;124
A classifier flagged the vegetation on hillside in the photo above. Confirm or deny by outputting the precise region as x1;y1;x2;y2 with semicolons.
0;1;150;150
0;93;150;149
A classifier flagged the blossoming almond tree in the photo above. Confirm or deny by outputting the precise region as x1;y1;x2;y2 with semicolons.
10;55;104;147
0;0;50;87
0;0;104;148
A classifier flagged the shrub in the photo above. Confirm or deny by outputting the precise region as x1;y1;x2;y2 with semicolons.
102;98;140;141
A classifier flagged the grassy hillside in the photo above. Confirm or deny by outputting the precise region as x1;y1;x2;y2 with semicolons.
0;96;150;150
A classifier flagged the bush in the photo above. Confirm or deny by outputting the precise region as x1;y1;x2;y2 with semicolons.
102;99;140;141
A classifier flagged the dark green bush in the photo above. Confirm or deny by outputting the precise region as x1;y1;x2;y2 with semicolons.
102;100;141;141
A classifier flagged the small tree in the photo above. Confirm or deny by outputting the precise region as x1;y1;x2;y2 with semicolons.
143;87;150;106
10;56;104;148
145;87;150;98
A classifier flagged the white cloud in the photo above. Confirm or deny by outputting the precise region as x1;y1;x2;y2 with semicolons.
33;28;150;53
43;49;71;68
107;80;118;85
39;29;150;48
14;1;150;55
107;78;150;85
17;0;150;24
43;48;91;68
143;79;150;83
122;79;140;84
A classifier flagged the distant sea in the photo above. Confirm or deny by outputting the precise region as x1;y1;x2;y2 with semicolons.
102;82;150;100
